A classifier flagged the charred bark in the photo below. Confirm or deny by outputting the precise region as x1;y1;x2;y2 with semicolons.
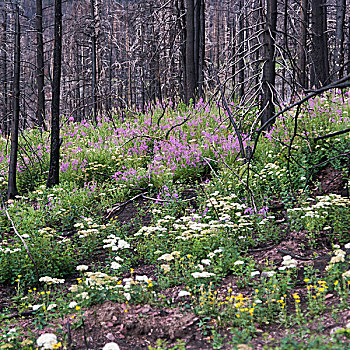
47;0;62;188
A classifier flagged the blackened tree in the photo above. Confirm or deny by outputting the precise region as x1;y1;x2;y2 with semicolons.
47;0;62;188
8;3;21;199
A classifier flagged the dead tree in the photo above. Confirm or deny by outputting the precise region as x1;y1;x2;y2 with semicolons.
334;0;346;80
47;0;62;188
310;0;329;87
261;0;277;129
8;3;20;199
91;0;97;123
1;8;9;135
298;0;308;89
36;0;46;130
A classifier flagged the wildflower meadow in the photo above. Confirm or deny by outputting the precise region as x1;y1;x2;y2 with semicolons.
0;92;350;349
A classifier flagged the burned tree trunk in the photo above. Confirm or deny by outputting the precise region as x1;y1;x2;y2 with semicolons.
1;9;8;135
238;0;245;98
261;0;277;129
91;0;97;123
298;0;308;89
334;0;346;79
47;0;62;188
8;4;20;199
310;0;329;87
36;0;46;130
185;0;195;103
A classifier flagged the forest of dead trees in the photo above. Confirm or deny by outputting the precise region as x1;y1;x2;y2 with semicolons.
0;0;350;193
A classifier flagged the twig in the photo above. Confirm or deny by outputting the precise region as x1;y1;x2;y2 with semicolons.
118;135;171;149
314;127;350;142
81;318;89;350
2;310;34;319
277;248;313;261
141;194;196;203
197;182;220;220
66;320;72;347
286;104;301;194
215;70;246;161
0;192;40;281
106;193;145;219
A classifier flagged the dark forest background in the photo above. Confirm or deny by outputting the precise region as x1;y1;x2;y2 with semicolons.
0;0;349;132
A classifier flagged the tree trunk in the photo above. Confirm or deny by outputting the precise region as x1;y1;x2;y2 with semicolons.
1;9;8;136
238;0;245;98
91;0;97;123
197;0;205;99
47;0;62;188
334;0;346;79
36;0;46;130
310;0;329;87
185;0;195;104
75;40;81;122
348;16;350;76
8;5;20;199
177;0;186;102
261;0;277;129
298;0;308;89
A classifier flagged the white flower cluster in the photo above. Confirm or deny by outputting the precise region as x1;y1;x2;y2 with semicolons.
279;255;297;270
326;246;347;271
38;227;56;236
76;265;89;271
74;218;107;238
135;226;167;236
288;194;350;217
208;248;223;259
36;333;58;349
103;234;130;250
84;272;119;287
191;271;216;278
135;190;259;244
69;269;153;303
0;245;21;254
39;276;65;284
103;342;120;350
157;251;180;262
77;228;99;238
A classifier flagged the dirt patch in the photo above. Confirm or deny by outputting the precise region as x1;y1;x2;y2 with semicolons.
66;302;209;349
313;165;348;196
106;196;152;231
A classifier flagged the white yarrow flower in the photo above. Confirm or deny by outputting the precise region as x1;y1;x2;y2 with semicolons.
68;301;78;309
234;260;244;266
47;304;57;311
111;262;122;270
157;253;174;262
32;304;43;311
36;333;58;349
191;271;216;278
103;343;120;350
76;265;89;271
201;259;211;265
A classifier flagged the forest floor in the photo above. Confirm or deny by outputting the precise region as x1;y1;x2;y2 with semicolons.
0;95;350;349
1;170;350;350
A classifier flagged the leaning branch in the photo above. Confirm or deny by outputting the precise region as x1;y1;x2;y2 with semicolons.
0;192;40;281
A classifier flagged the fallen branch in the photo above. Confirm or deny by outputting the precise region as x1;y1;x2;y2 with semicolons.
141;194;196;203
277;248;313;261
106;193;145;219
314;127;350;142
0;192;40;281
2;310;34;320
